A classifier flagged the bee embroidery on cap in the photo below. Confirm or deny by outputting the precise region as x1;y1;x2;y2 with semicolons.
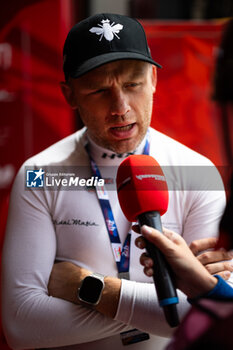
89;19;123;42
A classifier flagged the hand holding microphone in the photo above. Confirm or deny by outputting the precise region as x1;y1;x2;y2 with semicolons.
116;155;179;327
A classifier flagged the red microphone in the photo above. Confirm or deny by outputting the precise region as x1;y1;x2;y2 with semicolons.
117;155;179;327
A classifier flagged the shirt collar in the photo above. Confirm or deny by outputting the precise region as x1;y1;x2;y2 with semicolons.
85;131;148;166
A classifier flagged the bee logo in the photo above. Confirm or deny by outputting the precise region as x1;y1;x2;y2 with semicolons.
89;19;123;42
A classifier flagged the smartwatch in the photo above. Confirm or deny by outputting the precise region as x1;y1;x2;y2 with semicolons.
78;272;105;307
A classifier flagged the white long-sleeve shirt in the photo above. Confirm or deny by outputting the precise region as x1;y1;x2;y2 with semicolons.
1;127;227;350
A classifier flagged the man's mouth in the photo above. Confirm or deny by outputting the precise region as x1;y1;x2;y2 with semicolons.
109;123;136;139
111;124;135;132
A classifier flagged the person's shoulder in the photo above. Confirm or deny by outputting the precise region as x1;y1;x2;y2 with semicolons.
13;128;89;187
149;127;214;166
24;127;88;167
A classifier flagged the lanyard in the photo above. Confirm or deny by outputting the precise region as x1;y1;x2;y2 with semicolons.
85;134;150;279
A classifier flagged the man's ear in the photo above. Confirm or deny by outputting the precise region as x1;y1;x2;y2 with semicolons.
151;66;157;93
60;81;77;109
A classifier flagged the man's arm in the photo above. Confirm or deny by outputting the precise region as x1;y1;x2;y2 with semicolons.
48;234;233;318
48;262;122;318
47;261;185;337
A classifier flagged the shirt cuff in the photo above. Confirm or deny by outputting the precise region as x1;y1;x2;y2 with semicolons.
188;275;233;304
114;279;137;324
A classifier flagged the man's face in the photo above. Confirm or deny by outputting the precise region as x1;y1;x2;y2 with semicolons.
63;60;157;153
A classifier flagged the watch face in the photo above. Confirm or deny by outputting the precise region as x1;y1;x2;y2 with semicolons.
79;276;103;304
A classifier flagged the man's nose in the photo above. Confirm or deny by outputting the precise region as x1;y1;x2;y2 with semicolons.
110;89;130;116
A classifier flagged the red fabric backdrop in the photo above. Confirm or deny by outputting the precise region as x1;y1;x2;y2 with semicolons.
0;2;227;348
0;1;74;349
143;21;226;166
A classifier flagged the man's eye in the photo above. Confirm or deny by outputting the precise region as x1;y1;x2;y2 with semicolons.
92;88;107;95
126;83;140;88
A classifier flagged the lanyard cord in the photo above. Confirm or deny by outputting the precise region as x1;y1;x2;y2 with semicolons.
85;134;150;279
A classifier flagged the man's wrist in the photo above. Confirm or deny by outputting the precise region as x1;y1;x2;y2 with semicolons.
95;276;122;318
74;272;122;318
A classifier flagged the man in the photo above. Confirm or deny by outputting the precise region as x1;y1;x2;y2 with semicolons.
1;13;232;350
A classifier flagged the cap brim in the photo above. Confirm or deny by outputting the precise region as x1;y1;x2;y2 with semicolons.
69;52;162;78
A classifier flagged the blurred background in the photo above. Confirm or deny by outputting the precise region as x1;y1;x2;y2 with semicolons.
0;1;232;348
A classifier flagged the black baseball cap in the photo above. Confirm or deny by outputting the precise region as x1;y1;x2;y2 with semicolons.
63;13;162;80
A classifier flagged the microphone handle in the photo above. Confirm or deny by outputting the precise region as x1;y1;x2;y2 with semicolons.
138;211;180;327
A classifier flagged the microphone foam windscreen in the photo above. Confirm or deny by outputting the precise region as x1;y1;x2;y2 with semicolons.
116;155;169;222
